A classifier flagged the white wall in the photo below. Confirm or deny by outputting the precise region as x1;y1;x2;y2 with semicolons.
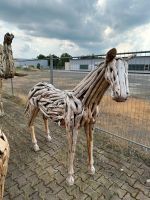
15;59;48;68
68;56;150;71
69;58;104;71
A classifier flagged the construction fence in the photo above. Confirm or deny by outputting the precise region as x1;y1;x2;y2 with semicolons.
8;51;150;151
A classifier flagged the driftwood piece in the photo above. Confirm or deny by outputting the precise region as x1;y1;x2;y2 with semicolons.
0;130;9;199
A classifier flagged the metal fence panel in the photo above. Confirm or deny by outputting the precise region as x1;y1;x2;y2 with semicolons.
53;51;150;149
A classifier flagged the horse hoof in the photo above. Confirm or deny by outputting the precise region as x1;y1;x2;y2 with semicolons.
88;166;95;175
33;144;40;152
0;112;4;117
46;135;52;142
66;176;74;186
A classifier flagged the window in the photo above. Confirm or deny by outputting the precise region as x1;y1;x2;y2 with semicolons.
80;64;88;70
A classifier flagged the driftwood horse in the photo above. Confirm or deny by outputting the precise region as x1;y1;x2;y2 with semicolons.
25;48;132;185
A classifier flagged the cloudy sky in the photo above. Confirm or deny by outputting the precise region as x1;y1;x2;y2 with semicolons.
0;0;150;58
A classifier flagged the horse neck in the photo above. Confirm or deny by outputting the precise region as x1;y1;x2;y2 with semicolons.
73;63;110;109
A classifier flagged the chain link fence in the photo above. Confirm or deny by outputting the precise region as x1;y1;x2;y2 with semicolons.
52;51;150;150
4;51;150;151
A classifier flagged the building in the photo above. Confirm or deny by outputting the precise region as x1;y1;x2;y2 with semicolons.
65;54;150;71
65;57;104;71
14;59;48;69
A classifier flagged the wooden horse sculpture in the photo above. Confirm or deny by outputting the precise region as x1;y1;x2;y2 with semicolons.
25;48;132;185
0;130;9;199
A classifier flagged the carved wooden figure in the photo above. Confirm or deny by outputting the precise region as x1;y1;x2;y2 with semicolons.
0;33;15;116
25;48;133;185
0;33;27;116
0;130;9;199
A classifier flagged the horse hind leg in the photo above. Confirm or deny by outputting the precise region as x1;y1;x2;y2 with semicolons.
43;115;51;142
84;122;95;175
28;107;40;151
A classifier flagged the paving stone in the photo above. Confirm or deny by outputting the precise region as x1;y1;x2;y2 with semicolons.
95;185;104;197
96;175;113;189
136;191;150;200
31;191;42;200
27;174;41;187
110;194;120;200
45;192;60;200
87;179;102;190
39;172;55;185
83;186;99;200
13;193;27;200
119;173;137;187
54;171;65;184
33;181;49;199
134;180;149;196
75;177;89;192
109;183;127;199
71;186;88;200
121;182;139;197
122;166;135;177
123;193;136;200
8;184;23;199
48;181;63;194
3;194;10;200
16;175;28;188
11;169;24;180
57;188;73;200
21;183;35;197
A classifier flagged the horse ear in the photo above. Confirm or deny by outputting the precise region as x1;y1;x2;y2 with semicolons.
105;48;117;64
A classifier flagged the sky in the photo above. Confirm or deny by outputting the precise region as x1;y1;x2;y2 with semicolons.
0;0;150;58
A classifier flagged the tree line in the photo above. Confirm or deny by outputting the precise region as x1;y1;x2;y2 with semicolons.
37;53;72;69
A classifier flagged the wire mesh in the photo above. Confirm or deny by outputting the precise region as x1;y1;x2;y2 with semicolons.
3;51;150;150
53;51;150;149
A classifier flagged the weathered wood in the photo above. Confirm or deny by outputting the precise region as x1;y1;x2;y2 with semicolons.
0;130;9;199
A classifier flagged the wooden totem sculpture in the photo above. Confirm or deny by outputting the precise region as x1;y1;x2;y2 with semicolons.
0;33;27;116
0;130;9;199
0;32;15;116
25;48;133;185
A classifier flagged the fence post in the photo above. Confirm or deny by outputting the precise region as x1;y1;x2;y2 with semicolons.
49;55;53;84
10;78;14;96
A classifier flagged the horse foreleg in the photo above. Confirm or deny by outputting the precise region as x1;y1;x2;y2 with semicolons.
66;128;78;185
84;122;95;175
0;79;4;116
43;115;51;141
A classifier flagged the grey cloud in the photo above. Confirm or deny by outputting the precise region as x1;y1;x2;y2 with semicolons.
0;0;150;54
21;44;31;52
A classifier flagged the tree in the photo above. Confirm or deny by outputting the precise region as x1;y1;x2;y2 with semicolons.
52;54;59;69
57;53;72;69
37;54;46;59
46;54;59;68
